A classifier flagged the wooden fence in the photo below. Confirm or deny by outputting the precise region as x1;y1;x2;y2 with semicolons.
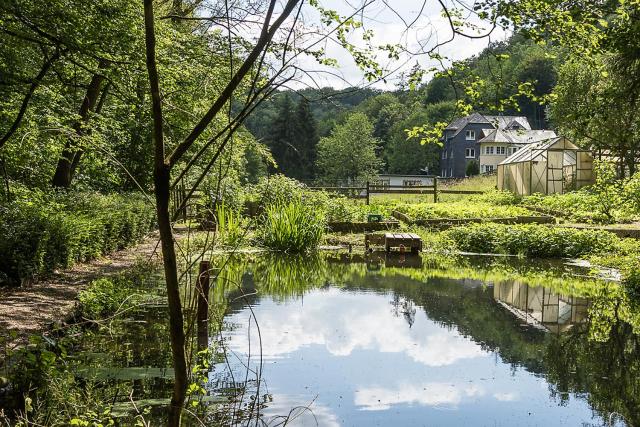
308;177;484;204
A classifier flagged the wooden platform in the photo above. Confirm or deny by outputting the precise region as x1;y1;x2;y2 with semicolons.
365;232;422;253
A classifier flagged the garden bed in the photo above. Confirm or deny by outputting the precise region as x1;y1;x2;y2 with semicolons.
391;210;554;229
327;220;400;233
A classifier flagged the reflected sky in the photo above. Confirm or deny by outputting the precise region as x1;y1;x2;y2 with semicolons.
212;280;603;426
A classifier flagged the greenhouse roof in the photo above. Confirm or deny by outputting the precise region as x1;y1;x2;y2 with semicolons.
498;137;582;165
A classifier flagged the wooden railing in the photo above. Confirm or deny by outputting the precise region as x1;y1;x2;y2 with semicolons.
308;177;485;204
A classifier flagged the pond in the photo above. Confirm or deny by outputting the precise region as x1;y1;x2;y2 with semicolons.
23;252;640;426
209;254;635;426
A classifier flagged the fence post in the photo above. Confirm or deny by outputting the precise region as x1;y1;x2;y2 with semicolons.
366;181;370;205
433;176;438;203
181;183;187;223
196;260;210;350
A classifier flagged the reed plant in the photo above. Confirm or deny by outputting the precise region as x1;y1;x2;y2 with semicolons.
216;204;246;247
258;199;326;252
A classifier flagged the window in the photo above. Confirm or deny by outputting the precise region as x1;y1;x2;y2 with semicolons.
449;168;453;177
372;179;390;189
465;148;475;158
465;130;476;140
442;150;447;159
403;179;422;187
484;165;495;173
497;146;506;155
485;146;494;155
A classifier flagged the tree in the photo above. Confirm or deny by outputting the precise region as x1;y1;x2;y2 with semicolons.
387;101;455;174
265;94;296;175
549;56;640;176
466;160;480;176
291;97;319;180
316;112;382;184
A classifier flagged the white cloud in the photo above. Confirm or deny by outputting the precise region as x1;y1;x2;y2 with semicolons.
354;382;485;411
226;288;487;367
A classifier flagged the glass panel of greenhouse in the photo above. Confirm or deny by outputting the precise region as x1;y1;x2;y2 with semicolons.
497;137;594;196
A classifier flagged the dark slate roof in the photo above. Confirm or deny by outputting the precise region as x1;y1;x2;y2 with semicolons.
445;113;532;137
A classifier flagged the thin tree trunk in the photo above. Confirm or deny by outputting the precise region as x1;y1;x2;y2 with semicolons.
144;0;188;425
51;63;106;188
0;49;60;150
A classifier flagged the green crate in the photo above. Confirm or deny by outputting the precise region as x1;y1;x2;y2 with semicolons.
367;214;383;223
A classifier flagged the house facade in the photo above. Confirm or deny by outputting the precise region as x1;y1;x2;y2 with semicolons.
372;174;434;189
440;113;534;178
478;129;557;174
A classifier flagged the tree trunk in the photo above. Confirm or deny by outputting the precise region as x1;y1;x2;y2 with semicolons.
51;66;106;188
144;0;188;425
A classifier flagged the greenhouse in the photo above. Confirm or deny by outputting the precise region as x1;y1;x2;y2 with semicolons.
497;136;594;196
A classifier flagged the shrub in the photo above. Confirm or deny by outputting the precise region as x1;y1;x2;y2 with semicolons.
620;257;640;301
248;174;307;208
445;223;621;258
258;200;326;252
78;278;132;319
0;191;155;286
466;160;479;177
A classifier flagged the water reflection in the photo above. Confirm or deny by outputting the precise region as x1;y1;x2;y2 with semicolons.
494;281;590;333
209;254;638;426
61;253;638;426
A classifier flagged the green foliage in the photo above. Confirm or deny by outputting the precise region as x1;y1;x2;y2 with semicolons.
0;190;155;285
258;200;326;253
445;223;622;258
316;112;382;184
522;161;640;224
78;278;133;320
215;204;247;247
395;201;531;220
466;160;480;177
622;259;640;301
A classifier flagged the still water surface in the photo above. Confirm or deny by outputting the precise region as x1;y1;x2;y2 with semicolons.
210;254;632;426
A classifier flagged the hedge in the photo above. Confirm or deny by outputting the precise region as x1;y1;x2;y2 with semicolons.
0;191;155;285
445;223;622;258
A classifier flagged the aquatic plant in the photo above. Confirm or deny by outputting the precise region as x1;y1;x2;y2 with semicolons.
215;204;247;247
258;200;325;252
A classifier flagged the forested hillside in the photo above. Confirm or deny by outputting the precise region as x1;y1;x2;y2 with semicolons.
245;34;560;180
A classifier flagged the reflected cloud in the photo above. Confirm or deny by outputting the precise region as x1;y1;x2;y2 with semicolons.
493;392;519;402
227;288;486;367
355;382;485;411
261;394;341;427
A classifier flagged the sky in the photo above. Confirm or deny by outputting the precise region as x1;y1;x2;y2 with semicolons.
287;0;510;90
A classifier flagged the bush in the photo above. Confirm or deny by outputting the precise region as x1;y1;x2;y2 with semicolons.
445;223;621;258
0;191;156;285
258;199;326;252
623;262;640;301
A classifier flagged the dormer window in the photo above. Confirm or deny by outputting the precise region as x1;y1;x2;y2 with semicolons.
465;130;476;141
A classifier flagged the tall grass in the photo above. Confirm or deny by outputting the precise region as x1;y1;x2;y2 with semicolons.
216;204;246;247
259;200;326;252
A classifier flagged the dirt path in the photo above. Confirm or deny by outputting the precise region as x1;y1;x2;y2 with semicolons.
0;231;168;350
